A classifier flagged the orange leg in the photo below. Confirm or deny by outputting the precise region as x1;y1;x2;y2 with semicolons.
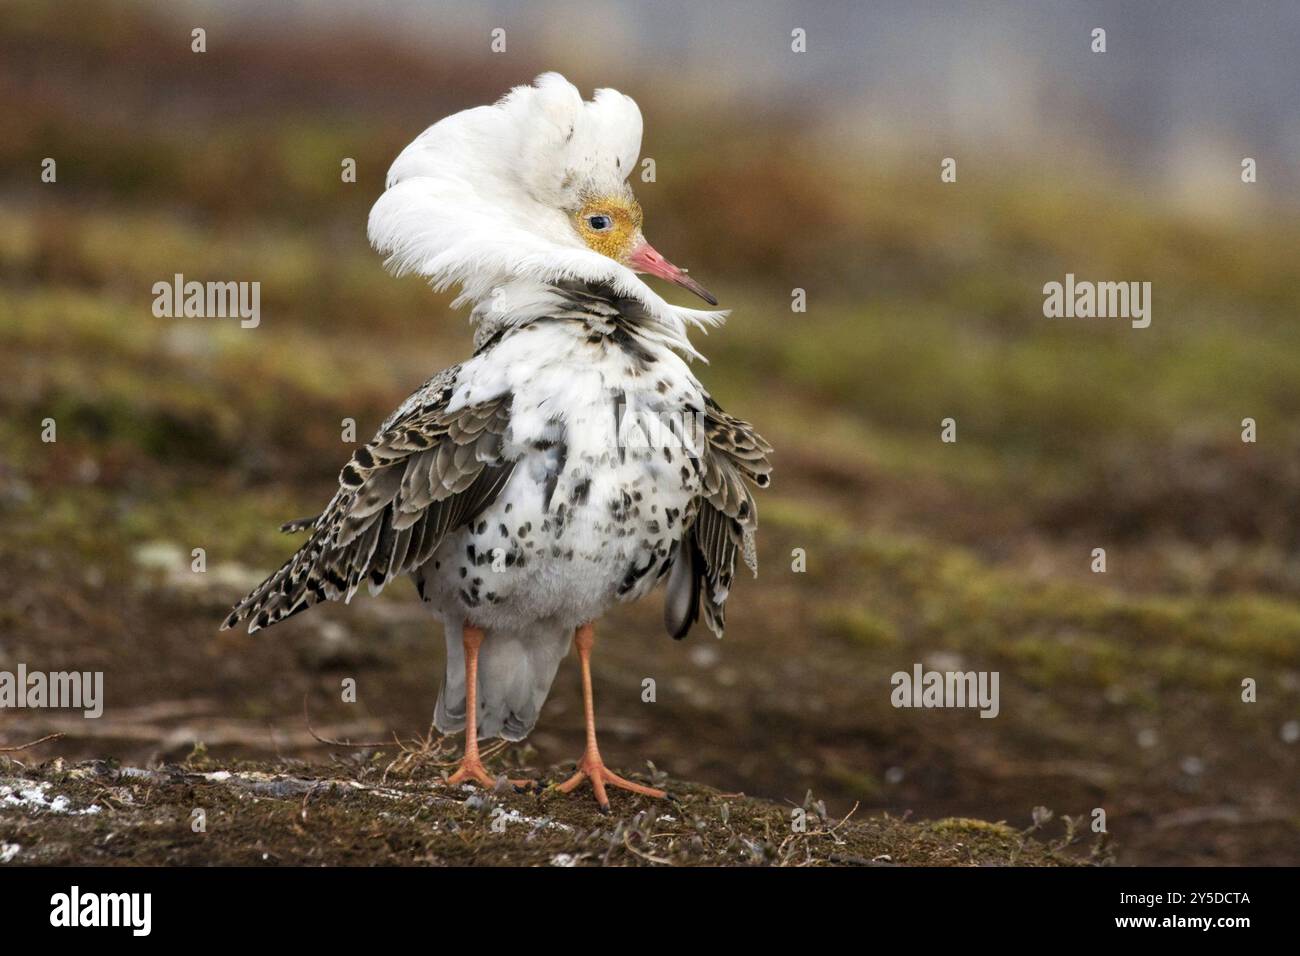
447;623;532;790
555;623;667;812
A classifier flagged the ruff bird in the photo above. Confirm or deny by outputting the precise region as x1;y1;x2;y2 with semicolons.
223;74;772;809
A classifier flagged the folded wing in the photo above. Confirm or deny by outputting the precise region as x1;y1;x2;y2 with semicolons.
664;395;772;639
223;373;515;634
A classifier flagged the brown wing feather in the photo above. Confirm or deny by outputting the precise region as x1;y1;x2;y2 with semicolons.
666;396;772;639
222;380;514;634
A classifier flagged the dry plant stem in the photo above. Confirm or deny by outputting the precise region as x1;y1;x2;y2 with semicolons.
0;732;65;753
302;695;388;748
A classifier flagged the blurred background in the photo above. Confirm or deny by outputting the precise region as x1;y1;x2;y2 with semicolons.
2;0;1298;865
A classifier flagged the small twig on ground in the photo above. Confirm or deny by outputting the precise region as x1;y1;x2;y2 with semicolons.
623;829;673;865
826;801;860;840
86;786;129;812
302;694;389;748
0;732;65;753
381;724;459;782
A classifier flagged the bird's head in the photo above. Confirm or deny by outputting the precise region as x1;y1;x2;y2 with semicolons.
368;74;723;347
571;192;716;305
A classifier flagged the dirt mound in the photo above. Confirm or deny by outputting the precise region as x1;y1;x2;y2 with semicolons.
0;758;1091;867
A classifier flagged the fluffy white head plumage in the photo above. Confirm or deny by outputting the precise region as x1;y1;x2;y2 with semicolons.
367;73;725;357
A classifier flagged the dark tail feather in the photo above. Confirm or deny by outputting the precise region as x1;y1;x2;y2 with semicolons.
663;538;701;640
279;514;319;534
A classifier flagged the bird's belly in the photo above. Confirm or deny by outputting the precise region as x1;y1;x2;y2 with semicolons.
416;445;699;632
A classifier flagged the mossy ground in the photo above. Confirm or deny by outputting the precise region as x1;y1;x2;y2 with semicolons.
1;756;1087;867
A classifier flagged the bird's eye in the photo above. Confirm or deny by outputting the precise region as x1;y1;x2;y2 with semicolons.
585;214;613;232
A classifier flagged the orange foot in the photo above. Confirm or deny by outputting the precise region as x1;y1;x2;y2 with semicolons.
555;750;667;813
447;755;533;791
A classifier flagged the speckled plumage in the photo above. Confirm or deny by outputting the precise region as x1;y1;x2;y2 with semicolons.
222;75;771;745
